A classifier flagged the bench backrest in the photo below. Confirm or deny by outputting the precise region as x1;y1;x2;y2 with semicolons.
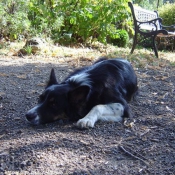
128;2;161;31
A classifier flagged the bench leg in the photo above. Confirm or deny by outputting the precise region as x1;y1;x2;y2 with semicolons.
152;36;159;58
131;34;137;54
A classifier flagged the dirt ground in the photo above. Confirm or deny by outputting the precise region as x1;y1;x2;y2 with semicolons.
0;55;174;175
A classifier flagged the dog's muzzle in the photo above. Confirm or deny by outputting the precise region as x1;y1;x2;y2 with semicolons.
25;106;40;125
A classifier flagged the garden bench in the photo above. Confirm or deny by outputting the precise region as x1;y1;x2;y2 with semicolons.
128;2;175;58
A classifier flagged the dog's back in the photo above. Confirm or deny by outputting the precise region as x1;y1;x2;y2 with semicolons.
65;58;137;101
64;58;138;120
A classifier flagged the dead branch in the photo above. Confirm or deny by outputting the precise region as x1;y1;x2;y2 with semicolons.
119;145;149;166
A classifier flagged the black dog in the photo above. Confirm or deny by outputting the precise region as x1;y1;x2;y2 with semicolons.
26;58;138;128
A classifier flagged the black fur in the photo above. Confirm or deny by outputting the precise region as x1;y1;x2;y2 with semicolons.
26;58;138;125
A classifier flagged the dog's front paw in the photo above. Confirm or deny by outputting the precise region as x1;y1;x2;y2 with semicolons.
76;117;95;129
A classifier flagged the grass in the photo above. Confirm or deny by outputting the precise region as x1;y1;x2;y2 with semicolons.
0;40;174;68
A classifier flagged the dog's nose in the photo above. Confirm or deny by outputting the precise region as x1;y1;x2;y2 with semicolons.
26;113;36;122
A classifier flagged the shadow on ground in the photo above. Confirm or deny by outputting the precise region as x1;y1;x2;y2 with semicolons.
0;58;174;174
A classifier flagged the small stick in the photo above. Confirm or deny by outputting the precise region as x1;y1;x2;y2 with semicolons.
124;144;148;161
119;145;149;165
0;134;4;139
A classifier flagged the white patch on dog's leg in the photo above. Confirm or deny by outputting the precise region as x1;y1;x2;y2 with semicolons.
76;103;124;128
76;107;100;128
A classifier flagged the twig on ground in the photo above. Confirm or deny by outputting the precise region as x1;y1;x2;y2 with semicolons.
122;144;148;161
0;134;4;139
119;145;149;165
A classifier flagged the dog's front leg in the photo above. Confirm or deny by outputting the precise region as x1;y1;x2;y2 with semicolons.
76;103;124;128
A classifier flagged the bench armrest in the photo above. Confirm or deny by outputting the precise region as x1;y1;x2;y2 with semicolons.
162;24;175;28
137;17;162;24
161;24;175;31
137;18;162;30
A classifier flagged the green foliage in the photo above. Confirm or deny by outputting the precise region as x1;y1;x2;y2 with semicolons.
0;0;31;40
109;29;129;47
53;0;130;44
24;45;33;55
28;0;64;37
133;0;164;10
158;2;175;26
0;0;131;45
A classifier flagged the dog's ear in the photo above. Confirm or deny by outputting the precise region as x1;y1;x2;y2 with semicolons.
68;85;90;105
46;68;58;88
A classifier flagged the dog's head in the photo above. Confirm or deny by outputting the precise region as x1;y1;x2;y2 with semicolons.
25;69;90;125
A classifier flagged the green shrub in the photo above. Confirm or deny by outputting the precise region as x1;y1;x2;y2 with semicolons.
109;29;129;47
0;0;131;46
55;0;130;44
158;2;175;26
0;0;31;40
27;0;64;37
133;0;164;11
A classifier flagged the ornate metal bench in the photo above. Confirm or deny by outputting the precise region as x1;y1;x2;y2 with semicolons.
128;2;175;58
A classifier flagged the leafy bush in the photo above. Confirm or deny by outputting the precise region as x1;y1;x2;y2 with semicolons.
54;0;130;44
0;0;131;45
27;0;64;37
158;2;175;26
109;29;129;47
0;0;31;40
134;0;164;11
